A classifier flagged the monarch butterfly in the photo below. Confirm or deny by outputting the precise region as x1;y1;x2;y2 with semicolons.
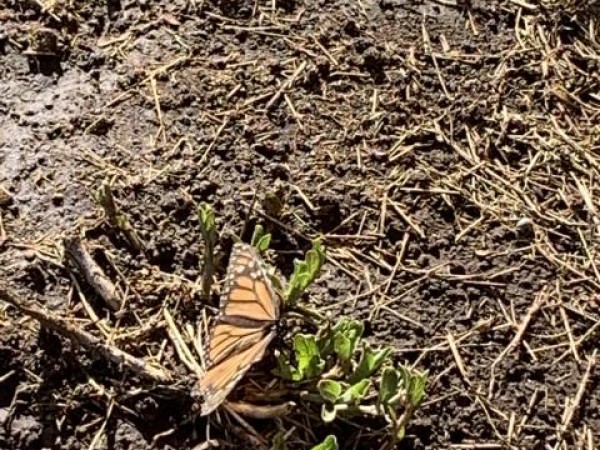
197;242;281;416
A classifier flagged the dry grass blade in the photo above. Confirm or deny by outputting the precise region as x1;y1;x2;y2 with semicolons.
553;349;597;449
265;60;307;110
2;0;600;448
164;308;205;378
489;289;546;396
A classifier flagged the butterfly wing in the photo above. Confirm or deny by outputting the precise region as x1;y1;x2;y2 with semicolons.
198;242;280;415
220;242;280;321
207;320;269;367
198;329;276;416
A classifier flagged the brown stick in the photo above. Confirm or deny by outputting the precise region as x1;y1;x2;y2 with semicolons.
224;400;296;419
63;236;121;311
0;285;171;383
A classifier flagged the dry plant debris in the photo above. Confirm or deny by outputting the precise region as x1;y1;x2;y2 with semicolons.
0;0;599;449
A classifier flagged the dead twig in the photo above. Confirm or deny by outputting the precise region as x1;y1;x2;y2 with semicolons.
0;285;170;383
224;400;296;419
447;332;471;386
63;236;121;311
389;201;425;239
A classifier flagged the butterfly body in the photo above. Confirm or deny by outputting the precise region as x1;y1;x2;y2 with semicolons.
197;242;280;416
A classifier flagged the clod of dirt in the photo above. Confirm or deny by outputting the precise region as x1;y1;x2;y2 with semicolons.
114;420;150;450
0;409;43;449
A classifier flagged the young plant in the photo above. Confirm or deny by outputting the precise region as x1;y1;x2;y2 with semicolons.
271;242;426;441
284;240;326;306
276;316;428;444
251;224;272;252
310;435;338;450
379;365;428;440
198;202;217;299
197;220;427;446
96;182;145;252
272;433;338;450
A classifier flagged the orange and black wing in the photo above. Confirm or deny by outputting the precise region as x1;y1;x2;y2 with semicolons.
197;242;280;415
219;242;280;323
198;329;276;416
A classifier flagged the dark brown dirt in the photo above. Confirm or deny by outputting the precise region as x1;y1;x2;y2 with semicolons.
1;0;599;449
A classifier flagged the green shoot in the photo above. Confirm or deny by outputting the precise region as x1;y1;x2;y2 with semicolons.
270;432;288;450
263;188;285;218
310;435;338;450
250;224;285;294
276;316;428;443
284;240;326;306
198;202;217;300
332;319;364;369
276;334;324;381
379;365;428;440
96;182;145;252
251;224;272;252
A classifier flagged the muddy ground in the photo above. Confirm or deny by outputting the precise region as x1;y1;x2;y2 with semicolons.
1;0;599;449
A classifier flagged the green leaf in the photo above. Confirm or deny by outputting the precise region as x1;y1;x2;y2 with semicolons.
318;380;343;403
251;225;272;252
251;224;264;246
395;425;406;441
349;344;393;384
339;379;371;404
332;319;363;364
407;370;428;407
333;333;351;362
297;272;311;291
310;435;338;450
317;325;335;358
256;234;271;252
317;318;363;363
332;318;364;339
306;241;325;270
379;367;401;406
291;334;324;381
295;335;323;379
284;240;326;305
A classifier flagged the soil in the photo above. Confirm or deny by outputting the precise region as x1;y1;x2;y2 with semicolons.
1;0;599;449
